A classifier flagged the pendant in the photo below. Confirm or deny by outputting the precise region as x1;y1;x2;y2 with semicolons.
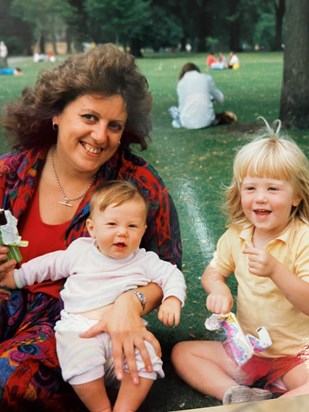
58;198;73;207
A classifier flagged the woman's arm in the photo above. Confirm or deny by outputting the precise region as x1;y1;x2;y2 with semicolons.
81;283;163;384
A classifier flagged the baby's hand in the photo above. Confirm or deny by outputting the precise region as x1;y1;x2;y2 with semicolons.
158;296;182;327
0;261;17;289
243;242;278;278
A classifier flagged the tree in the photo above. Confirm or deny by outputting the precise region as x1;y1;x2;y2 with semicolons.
0;0;33;54
10;0;76;54
274;0;285;50
85;0;151;56
280;0;309;129
0;0;297;58
66;0;89;52
142;5;183;51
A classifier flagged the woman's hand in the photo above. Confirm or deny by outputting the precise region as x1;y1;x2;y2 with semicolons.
0;245;9;264
81;284;163;384
0;246;16;288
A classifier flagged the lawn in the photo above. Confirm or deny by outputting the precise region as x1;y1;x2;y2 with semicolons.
1;51;309;412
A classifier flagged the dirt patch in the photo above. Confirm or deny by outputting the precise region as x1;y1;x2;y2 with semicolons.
226;122;261;135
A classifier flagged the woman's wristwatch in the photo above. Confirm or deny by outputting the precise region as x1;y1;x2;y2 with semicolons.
131;290;147;311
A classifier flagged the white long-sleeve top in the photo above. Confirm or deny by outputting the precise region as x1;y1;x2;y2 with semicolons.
177;70;224;129
14;238;186;313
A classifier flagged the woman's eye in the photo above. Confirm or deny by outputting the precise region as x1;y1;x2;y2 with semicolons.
109;121;124;132
82;114;96;121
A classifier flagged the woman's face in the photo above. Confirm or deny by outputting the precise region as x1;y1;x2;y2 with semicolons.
52;94;127;175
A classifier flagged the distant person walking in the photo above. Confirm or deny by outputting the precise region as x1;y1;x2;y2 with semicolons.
0;41;8;68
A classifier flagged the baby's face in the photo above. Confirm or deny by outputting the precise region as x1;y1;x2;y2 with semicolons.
87;197;147;259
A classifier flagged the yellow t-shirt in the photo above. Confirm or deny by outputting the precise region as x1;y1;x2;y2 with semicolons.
209;219;309;358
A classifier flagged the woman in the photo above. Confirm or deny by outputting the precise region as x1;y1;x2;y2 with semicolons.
168;62;236;129
0;43;182;410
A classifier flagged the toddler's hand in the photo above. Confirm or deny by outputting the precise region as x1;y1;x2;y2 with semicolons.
206;284;233;315
158;296;181;326
243;242;278;278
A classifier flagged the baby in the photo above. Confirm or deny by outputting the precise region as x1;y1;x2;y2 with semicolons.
0;180;186;412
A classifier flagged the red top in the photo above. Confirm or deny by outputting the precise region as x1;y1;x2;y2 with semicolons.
18;188;70;298
206;54;218;67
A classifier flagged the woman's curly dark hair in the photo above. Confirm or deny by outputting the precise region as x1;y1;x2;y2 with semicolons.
1;43;152;151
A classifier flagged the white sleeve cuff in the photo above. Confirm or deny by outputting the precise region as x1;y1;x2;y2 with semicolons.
13;269;27;288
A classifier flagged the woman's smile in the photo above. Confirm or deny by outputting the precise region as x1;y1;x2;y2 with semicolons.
53;94;127;175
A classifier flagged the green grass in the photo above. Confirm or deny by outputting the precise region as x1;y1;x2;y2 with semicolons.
1;52;309;411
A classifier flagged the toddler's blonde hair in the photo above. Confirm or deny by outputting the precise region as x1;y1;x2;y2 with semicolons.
224;118;309;226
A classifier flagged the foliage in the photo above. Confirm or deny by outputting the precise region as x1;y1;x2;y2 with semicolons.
1;0;288;54
142;4;183;51
10;0;77;52
254;12;276;50
84;0;151;49
66;0;90;51
0;0;33;54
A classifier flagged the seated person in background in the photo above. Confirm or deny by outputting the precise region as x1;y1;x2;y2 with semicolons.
206;54;218;68
0;67;22;76
228;51;240;69
209;53;228;70
169;62;237;129
0;180;187;412
218;53;227;66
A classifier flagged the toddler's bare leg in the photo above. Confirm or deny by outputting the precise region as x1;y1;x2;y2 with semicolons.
72;378;112;412
113;373;153;412
172;340;243;401
282;363;309;397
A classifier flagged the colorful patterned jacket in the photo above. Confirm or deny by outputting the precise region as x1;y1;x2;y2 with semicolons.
0;147;182;269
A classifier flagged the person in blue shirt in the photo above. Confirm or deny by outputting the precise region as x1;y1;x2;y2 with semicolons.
0;67;22;76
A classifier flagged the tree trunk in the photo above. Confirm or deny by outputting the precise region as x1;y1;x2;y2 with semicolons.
130;38;143;58
51;17;58;55
66;29;72;54
274;0;285;51
39;32;46;54
279;0;309;129
228;0;241;51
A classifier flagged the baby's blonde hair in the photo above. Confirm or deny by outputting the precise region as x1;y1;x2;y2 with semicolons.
90;180;148;218
224;118;309;226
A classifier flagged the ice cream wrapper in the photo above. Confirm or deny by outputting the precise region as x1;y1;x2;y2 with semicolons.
0;209;28;263
205;312;272;365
